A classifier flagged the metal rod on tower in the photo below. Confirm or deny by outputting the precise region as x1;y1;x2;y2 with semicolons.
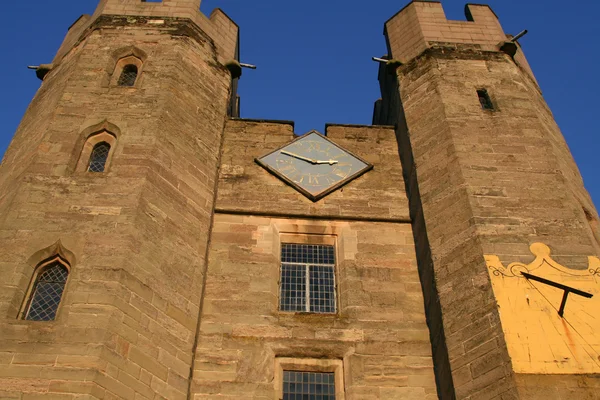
27;66;39;70
239;63;257;70
510;30;528;42
372;57;389;64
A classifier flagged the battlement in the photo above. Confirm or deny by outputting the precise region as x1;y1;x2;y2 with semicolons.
53;0;238;65
385;1;507;62
93;0;202;20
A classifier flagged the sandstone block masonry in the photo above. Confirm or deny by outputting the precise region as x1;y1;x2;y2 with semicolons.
191;120;437;399
0;0;237;398
377;1;600;399
1;0;599;399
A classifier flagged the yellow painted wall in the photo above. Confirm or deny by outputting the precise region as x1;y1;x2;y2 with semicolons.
486;243;600;374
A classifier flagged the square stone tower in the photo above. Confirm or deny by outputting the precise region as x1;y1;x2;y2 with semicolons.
375;1;600;399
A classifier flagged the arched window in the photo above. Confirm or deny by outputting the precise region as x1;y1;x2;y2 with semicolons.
24;261;69;321
108;51;145;89
117;64;138;87
88;142;111;173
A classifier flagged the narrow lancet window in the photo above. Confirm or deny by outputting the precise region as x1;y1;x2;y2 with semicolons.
87;142;111;173
477;89;495;110
25;261;69;321
117;64;138;87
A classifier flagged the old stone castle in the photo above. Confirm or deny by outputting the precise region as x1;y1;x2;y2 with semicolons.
1;0;599;399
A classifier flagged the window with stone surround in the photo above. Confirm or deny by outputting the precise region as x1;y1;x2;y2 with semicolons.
110;54;144;88
284;371;335;399
279;243;336;314
22;258;70;321
275;358;344;400
87;142;111;172
75;130;117;174
117;64;138;87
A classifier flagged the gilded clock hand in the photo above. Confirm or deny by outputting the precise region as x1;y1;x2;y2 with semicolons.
314;159;339;165
280;150;318;164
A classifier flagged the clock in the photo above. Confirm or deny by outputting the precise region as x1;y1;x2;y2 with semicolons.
256;130;373;201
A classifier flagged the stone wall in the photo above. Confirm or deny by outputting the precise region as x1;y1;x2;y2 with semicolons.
0;11;235;400
53;0;237;66
381;1;600;398
3;1;598;398
216;120;410;221
194;214;437;399
191;119;438;399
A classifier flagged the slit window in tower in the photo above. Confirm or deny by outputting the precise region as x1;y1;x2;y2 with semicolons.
87;142;111;173
283;370;336;399
25;262;69;321
117;64;138;87
279;243;336;313
477;89;495;110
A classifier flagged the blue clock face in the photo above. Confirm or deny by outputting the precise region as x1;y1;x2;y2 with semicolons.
256;131;372;201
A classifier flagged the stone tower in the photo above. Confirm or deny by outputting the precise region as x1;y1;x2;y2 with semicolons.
0;0;239;398
1;0;599;399
375;1;600;399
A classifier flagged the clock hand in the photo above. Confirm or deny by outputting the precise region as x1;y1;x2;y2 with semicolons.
280;150;317;164
314;159;339;165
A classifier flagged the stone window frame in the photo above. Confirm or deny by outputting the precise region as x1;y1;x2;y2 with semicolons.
75;130;118;174
274;358;345;400
117;64;139;87
8;240;76;321
111;55;144;88
277;233;339;316
103;46;148;89
19;257;71;322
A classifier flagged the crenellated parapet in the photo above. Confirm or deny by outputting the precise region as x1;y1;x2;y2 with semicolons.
385;1;505;60
384;1;535;83
52;0;238;70
94;0;202;19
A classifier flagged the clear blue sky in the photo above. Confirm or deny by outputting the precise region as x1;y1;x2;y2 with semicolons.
0;0;598;209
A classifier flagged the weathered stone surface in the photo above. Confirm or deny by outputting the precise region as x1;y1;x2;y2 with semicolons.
0;0;237;398
379;1;600;399
216;120;410;221
2;0;599;399
194;214;436;398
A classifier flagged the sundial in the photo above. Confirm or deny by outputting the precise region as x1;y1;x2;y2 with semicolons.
485;243;600;374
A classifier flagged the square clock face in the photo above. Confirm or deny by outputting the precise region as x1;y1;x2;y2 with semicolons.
256;130;373;201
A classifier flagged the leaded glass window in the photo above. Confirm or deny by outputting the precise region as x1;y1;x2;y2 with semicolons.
283;371;336;400
25;262;69;321
117;64;138;87
280;243;336;313
87;142;110;173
